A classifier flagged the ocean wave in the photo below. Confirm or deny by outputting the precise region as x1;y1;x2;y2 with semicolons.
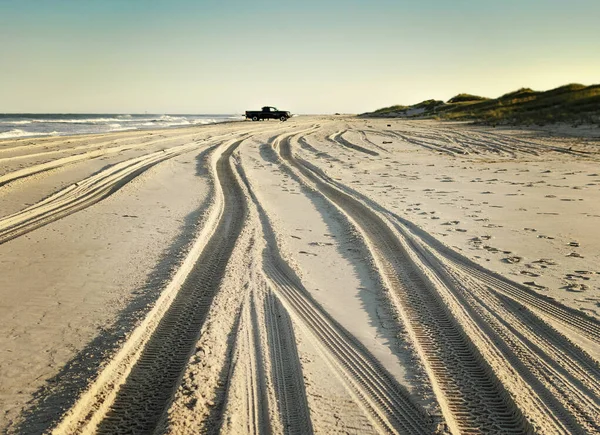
108;124;135;132
0;115;242;139
163;121;191;127
0;129;51;139
159;115;186;121
193;118;216;125
28;117;139;124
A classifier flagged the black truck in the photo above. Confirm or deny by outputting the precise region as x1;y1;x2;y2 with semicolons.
245;106;291;121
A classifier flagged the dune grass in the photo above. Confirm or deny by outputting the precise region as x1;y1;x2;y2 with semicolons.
364;84;600;125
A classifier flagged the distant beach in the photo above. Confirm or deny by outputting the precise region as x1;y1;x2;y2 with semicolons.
0;113;243;139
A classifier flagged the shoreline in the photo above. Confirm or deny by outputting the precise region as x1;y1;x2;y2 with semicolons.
0;115;246;142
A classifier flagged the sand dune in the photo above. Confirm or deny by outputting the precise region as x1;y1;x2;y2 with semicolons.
1;117;599;434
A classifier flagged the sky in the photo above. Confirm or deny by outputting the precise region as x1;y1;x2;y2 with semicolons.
1;0;599;114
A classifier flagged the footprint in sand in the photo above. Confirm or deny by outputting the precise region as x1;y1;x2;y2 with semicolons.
308;241;334;247
566;252;584;258
299;251;318;257
565;273;591;281
521;270;540;277
564;283;589;292
568;241;580;247
532;259;557;268
442;220;460;226
524;281;548;290
503;256;523;264
524;228;537;232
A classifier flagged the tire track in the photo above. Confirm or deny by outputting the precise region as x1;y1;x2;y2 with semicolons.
52;138;247;434
297;135;343;163
275;133;530;434
0;130;157;161
356;130;390;152
327;130;379;156
291;134;600;430
220;292;270;435
0;131;210;186
385;212;600;344
471;129;592;157
399;231;600;432
0;140;208;245
234;150;434;434
300;138;600;344
382;130;459;156
264;291;314;435
95;139;247;434
266;265;433;435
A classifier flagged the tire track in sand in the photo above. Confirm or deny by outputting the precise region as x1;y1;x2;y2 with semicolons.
285;132;600;432
380;209;600;345
96;139;247;434
274;133;531;434
219;292;271;435
303;132;600;345
0;140;209;245
52;138;247;434
0;131;158;161
396;229;600;432
327;130;379;156
235;148;433;434
0;131;209;186
264;291;314;434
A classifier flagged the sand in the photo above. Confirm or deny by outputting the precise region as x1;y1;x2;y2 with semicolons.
0;117;599;434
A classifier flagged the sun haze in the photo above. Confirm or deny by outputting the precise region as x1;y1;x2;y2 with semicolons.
1;0;599;114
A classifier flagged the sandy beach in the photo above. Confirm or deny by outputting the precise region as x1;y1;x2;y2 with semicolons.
1;117;599;434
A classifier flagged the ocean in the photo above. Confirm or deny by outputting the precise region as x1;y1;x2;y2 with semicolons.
0;113;244;139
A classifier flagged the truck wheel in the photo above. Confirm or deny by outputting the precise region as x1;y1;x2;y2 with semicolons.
252;116;258;121
280;116;287;122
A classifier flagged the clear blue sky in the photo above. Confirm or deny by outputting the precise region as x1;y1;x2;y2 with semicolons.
1;0;599;113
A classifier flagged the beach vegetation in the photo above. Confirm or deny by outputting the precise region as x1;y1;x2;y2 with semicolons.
447;93;489;103
363;83;600;125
